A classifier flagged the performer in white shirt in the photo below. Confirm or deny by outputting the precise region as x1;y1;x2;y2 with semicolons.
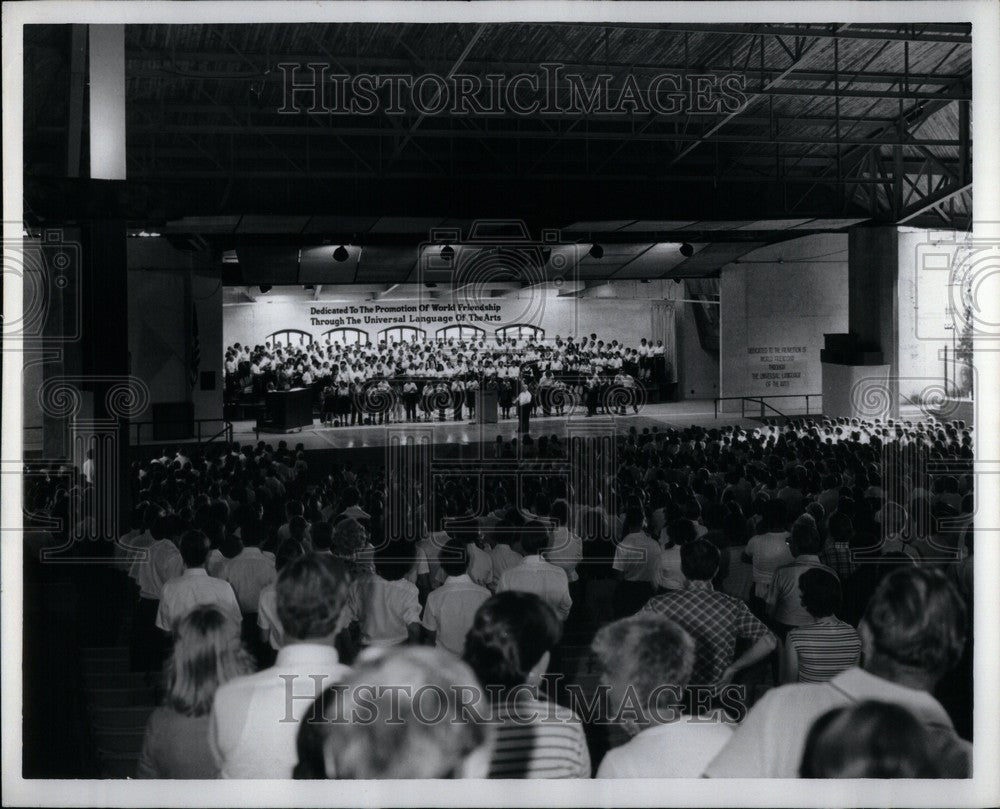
517;382;532;436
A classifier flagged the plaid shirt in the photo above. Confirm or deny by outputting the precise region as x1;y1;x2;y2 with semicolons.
643;580;772;687
820;542;855;582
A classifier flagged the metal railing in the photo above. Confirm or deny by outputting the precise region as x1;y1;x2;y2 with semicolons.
714;393;821;420
131;418;234;447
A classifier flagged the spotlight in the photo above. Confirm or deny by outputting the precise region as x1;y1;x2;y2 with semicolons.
680;242;694;258
589;243;604;259
440;244;455;261
259;284;272;293
333;245;350;262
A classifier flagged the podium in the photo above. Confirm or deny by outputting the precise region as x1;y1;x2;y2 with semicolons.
478;388;498;424
263;388;313;432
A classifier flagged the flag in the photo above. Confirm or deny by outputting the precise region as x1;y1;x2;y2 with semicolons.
189;302;201;389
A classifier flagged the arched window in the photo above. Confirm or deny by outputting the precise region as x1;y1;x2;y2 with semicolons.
267;329;313;348
322;328;369;346
496;324;545;342
379;326;426;345
437;325;486;342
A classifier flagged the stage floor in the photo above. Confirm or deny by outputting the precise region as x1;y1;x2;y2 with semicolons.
228;399;807;451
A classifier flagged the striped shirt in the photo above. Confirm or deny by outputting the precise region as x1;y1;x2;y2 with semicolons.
768;556;839;627
786;617;862;683
488;697;591;778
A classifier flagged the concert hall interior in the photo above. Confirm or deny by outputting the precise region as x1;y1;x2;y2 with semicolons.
16;19;979;786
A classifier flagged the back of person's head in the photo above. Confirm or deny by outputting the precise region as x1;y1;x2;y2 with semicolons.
799;568;842;619
151;514;177;542
277;553;351;643
439;539;469;579
665;518;697;548
285;500;304;519
463;591;562;694
201;518;226;550
800;701;941;778
333;517;366;556
374;540;417;581
518;520;549;556
683;497;701;521
312;647;490;779
164;605;254;716
590;614;695;729
550;500;569;526
861;566;966;680
179;529;210;568
275;539;306;572
762;498;788;532
790;519;823;555
828;511;854;544
240;517;266;549
341;486;361;507
679;539;720;582
288;515;308;541
624;505;645;533
311;521;334;552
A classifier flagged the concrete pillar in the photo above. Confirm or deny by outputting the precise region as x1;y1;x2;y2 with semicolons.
848;226;900;418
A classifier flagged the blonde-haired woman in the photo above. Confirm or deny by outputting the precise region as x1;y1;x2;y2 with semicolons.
137;605;254;778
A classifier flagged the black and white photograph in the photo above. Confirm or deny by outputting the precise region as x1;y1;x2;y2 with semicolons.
2;1;999;806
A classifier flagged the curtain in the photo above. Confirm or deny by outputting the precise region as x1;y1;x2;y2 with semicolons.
651;300;678;382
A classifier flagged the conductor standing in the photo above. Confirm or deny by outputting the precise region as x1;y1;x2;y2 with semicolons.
517;381;532;436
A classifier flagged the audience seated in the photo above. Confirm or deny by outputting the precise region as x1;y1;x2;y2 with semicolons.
28;410;974;781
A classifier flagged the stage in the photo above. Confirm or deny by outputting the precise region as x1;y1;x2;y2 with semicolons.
225;398;810;452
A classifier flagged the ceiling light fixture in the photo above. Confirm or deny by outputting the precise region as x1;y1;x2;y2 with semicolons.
333;245;350;262
440;244;455;261
680;242;695;257
589;243;604;259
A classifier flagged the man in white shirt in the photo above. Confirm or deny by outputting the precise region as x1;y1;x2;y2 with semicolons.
347;540;423;647
497;522;572;621
422;540;491;656
210;553;353;779
222;522;277;616
545;501;583;585
592;614;733;777
612;506;661;616
705;567;971;778
156;530;242;632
